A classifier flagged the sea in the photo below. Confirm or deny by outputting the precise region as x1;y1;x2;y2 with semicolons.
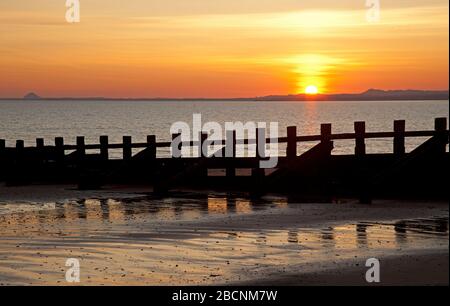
0;99;448;157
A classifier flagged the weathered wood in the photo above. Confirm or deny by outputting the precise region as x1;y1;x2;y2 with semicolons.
354;121;366;156
15;140;25;163
100;136;109;160
252;128;265;185
55;137;64;162
434;117;447;154
123;136;132;160
200;132;208;158
394;120;405;155
256;127;266;159
147;135;157;159
76;136;85;158
36;138;44;149
320;123;332;143
171;133;182;158
16;140;24;149
0;118;448;194
226;130;236;178
287;126;297;159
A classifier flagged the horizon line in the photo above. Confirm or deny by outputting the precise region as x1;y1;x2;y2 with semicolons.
2;88;449;101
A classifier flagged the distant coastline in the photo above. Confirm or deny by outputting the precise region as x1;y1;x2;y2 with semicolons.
1;89;448;102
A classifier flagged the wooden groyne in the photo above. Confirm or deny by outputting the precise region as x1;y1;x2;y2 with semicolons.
0;118;448;201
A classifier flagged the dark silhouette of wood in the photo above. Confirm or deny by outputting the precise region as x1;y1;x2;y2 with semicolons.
55;137;64;163
76;136;85;160
147;135;157;159
100;136;109;160
123;136;132;160
287;126;297;159
225;130;236;178
0;118;448;202
394;120;405;155
354;121;366;156
434;117;447;154
171;133;182;158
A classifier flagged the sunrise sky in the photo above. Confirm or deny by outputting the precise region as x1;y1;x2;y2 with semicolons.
0;0;448;98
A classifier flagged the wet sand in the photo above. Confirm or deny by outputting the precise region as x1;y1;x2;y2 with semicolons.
0;184;448;286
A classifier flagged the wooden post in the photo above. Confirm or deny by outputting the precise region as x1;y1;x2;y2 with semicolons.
200;132;208;177
16;140;24;162
256;128;266;159
36;138;44;149
320;123;332;143
0;139;5;171
0;139;5;158
55;137;64;163
393;120;405;155
225;130;236;158
16;140;24;150
434;117;447;154
171;133;182;158
226;130;236;178
123;136;132;160
36;138;44;161
287;126;297;159
76;136;85;156
252;128;265;179
100;136;109;160
200;132;208;158
147;135;157;159
354;121;366;156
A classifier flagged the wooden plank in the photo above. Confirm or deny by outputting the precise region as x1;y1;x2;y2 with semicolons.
123;136;132;160
287;126;297;159
171;133;182;158
354;121;366;156
434;117;448;154
55;137;65;163
321;123;332;143
256;127;266;159
200;132;208;158
394;120;405;155
36;138;44;149
225;130;236;178
147;135;157;159
100;136;109;160
76;136;85;157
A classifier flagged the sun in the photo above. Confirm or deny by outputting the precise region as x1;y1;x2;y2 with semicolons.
305;85;319;95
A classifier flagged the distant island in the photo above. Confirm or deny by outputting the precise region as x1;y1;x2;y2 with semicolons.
2;89;448;101
23;92;42;100
252;89;449;101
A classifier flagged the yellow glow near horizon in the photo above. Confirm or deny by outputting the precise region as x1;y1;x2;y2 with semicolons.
305;85;319;95
0;1;448;98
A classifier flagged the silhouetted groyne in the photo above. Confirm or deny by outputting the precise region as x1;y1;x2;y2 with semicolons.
0;118;448;202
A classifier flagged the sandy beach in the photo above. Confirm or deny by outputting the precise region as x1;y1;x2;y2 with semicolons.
0;184;448;286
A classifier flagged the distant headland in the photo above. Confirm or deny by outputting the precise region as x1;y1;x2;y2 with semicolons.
23;92;42;100
2;89;449;102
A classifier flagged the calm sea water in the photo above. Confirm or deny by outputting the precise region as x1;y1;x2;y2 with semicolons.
0;100;448;156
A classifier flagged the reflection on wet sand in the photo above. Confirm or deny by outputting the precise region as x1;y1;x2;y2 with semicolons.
0;194;283;229
0;194;448;285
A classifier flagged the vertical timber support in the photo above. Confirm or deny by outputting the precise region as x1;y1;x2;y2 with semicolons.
123;136;132;161
287;126;297;160
354;121;366;156
434;117;447;154
225;130;236;178
100;136;109;161
55;137;65;164
393;120;405;156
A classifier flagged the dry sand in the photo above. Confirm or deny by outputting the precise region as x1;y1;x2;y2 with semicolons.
0;184;448;286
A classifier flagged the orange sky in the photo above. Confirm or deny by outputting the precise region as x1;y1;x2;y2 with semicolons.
0;0;448;98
